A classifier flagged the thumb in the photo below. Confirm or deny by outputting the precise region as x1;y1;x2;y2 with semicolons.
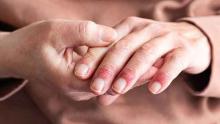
54;20;117;47
77;21;118;46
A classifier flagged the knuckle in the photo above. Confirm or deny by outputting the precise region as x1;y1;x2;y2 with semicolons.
147;22;165;35
165;32;179;39
167;53;188;68
166;31;195;49
138;44;157;62
42;20;63;32
154;71;170;84
120;68;136;82
98;65;115;78
78;21;96;42
39;20;57;34
140;43;156;52
33;20;61;43
164;32;181;46
147;22;162;30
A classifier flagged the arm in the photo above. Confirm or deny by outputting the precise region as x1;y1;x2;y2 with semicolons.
0;0;78;27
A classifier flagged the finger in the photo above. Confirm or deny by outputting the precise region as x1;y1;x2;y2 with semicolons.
90;22;165;95
148;48;190;94
100;58;162;97
99;58;162;105
114;17;151;40
111;33;178;94
97;66;157;106
74;46;88;56
51;20;117;49
134;58;164;86
74;21;117;46
135;66;159;86
74;17;150;79
74;48;108;79
97;94;120;106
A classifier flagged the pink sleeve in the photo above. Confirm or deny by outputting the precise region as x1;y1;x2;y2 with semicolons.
0;78;28;101
180;16;220;97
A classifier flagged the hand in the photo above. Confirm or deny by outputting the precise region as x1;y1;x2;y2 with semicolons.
74;17;211;105
0;19;117;101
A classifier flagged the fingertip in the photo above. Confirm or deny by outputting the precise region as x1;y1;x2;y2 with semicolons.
100;26;118;43
90;78;105;95
148;81;162;94
74;63;90;79
111;78;127;94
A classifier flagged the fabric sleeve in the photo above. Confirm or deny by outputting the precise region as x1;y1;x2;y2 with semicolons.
179;16;220;97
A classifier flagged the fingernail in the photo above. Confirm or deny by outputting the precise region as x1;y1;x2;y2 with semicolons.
74;64;89;77
149;81;161;94
112;78;127;93
90;78;105;93
100;29;117;42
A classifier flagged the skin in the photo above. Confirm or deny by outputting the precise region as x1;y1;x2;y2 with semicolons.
0;1;212;123
0;19;117;101
0;0;211;105
74;17;211;105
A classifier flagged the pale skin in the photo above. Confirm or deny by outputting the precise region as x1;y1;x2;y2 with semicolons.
0;19;117;101
74;17;211;105
0;0;211;106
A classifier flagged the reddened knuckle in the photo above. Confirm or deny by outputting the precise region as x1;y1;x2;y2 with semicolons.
98;65;115;78
140;43;152;51
120;68;136;81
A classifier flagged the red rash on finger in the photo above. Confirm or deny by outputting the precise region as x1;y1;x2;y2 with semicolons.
152;72;169;85
119;68;136;84
96;66;114;79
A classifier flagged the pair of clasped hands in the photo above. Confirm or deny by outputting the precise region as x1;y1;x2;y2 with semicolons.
1;17;210;105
